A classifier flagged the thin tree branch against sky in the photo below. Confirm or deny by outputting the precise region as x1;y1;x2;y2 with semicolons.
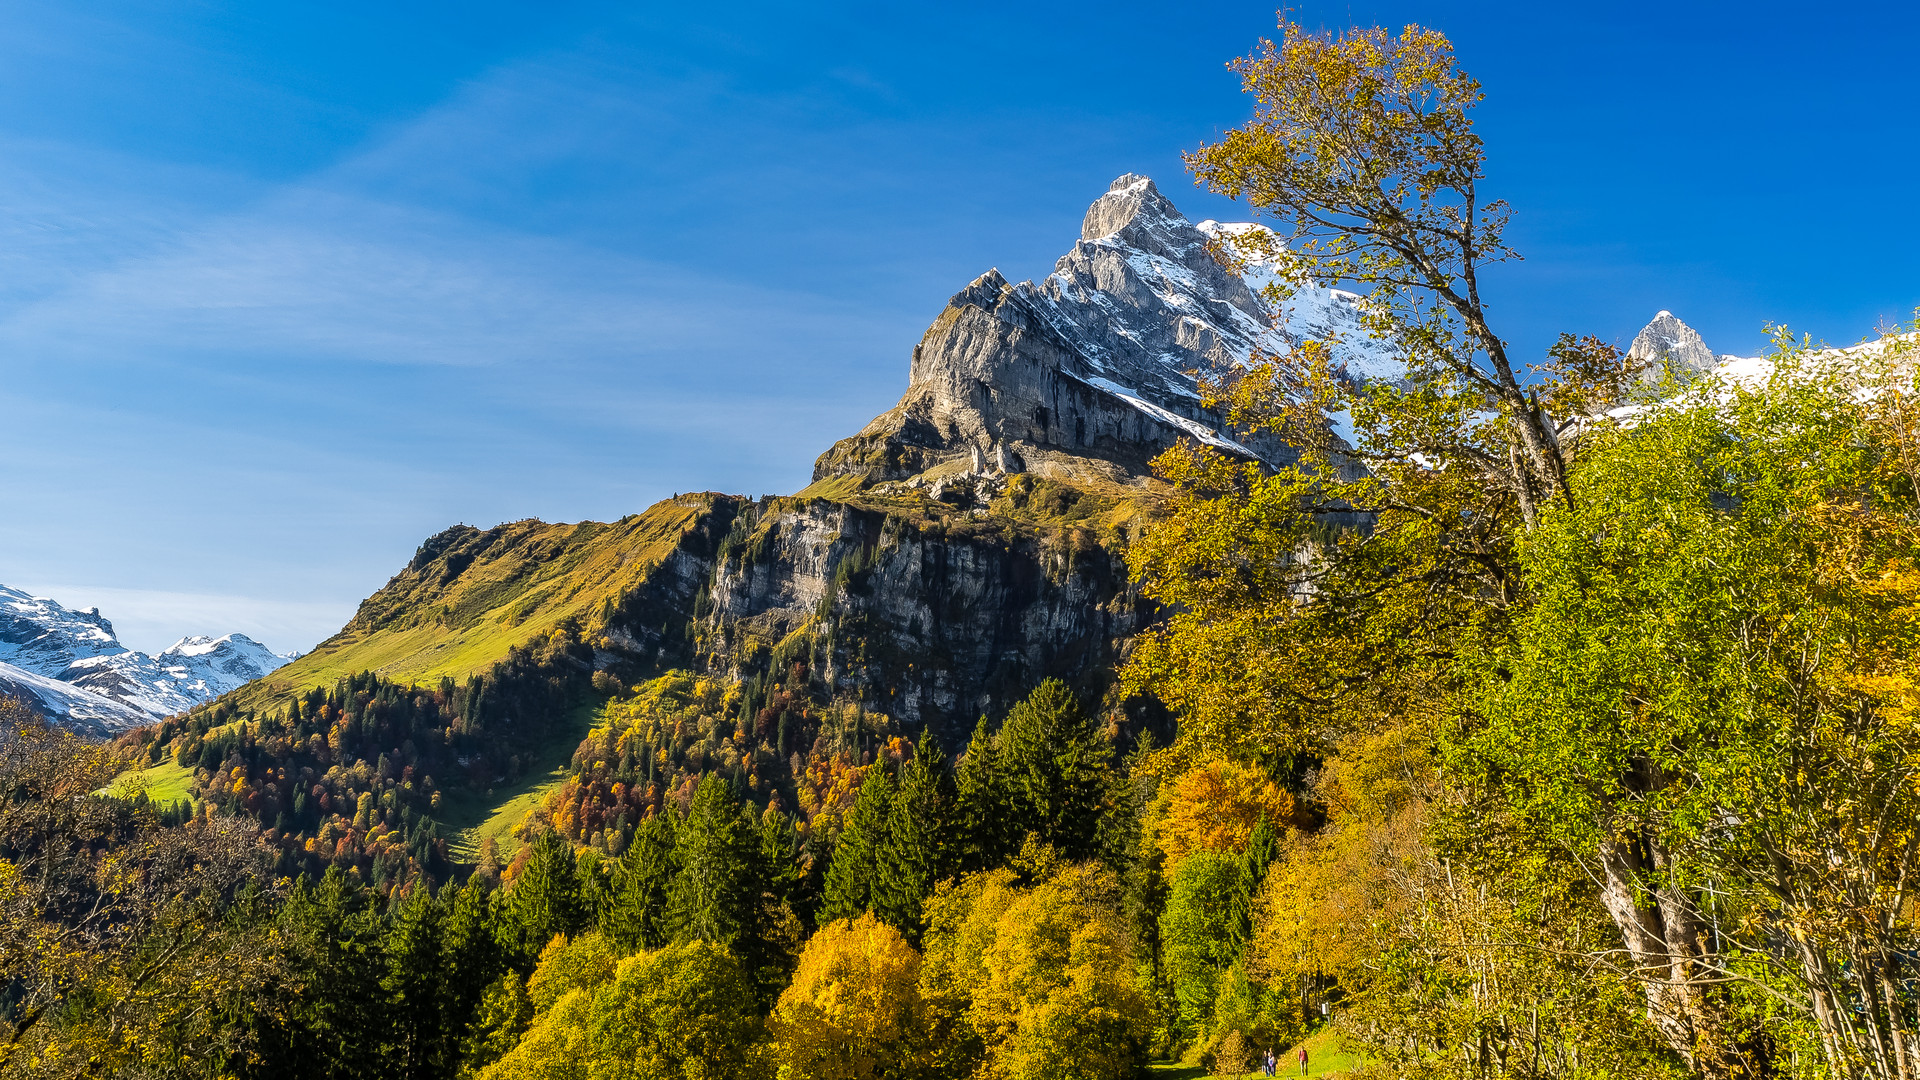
0;0;1913;654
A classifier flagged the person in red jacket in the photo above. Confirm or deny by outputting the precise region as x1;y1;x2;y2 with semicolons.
1299;1044;1310;1076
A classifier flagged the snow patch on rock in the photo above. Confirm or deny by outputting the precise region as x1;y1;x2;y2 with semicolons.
0;659;150;735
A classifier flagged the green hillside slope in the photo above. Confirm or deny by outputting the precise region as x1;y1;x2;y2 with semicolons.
118;470;1167;878
230;493;739;712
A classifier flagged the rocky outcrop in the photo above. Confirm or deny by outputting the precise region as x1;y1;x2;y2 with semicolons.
685;177;1398;735
303;491;1145;748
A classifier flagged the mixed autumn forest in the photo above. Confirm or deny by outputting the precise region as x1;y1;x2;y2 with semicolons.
12;18;1920;1080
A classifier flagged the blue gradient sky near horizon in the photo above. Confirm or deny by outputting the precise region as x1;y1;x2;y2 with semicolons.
2;1;1915;655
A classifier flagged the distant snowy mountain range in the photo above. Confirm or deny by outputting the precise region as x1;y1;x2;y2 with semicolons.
0;584;297;734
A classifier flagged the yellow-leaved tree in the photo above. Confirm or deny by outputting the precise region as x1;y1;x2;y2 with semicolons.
1122;13;1689;1079
918;851;1149;1080
767;912;927;1080
0;699;283;1074
1152;758;1305;871
478;937;761;1080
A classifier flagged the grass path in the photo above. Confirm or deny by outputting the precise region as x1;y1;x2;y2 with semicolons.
1152;1027;1359;1080
103;760;197;804
435;698;606;862
1290;1027;1361;1078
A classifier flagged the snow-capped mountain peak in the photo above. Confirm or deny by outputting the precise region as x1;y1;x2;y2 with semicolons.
813;173;1421;486
0;585;296;730
0;583;128;673
1027;175;1400;419
152;632;298;704
1629;310;1722;379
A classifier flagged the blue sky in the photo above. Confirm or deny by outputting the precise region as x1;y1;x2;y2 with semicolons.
2;1;1915;654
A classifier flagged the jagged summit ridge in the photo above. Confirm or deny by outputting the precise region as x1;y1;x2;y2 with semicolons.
1033;174;1270;406
1080;173;1176;242
0;585;122;674
815;173;1391;488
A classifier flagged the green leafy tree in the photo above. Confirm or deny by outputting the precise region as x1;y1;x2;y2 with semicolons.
1159;852;1243;1046
526;933;619;1013
819;763;894;922
1121;19;1677;1077
0;709;280;1076
1124;19;1647;767
588;941;762;1080
1470;353;1920;1077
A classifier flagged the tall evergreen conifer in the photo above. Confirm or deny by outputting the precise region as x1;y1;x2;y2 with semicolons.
1229;814;1278;955
871;729;950;935
605;808;679;952
819;762;893;921
271;868;388;1080
438;880;504;1050
666;774;759;946
503;831;587;962
382;886;450;1080
997;679;1111;860
953;714;1012;873
758;806;803;909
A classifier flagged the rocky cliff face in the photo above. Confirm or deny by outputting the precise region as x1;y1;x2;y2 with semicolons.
689;497;1142;745
731;174;1340;735
235;176;1386;741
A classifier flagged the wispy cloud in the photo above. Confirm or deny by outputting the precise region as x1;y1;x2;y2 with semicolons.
0;187;911;374
0;36;937;653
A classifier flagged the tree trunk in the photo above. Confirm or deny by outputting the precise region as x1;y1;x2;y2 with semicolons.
1596;834;1748;1077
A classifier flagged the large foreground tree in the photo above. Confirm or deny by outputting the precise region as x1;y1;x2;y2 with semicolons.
1186;22;1641;525
1122;16;1887;1080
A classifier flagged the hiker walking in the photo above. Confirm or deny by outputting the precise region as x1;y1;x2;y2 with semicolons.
1299;1044;1309;1076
